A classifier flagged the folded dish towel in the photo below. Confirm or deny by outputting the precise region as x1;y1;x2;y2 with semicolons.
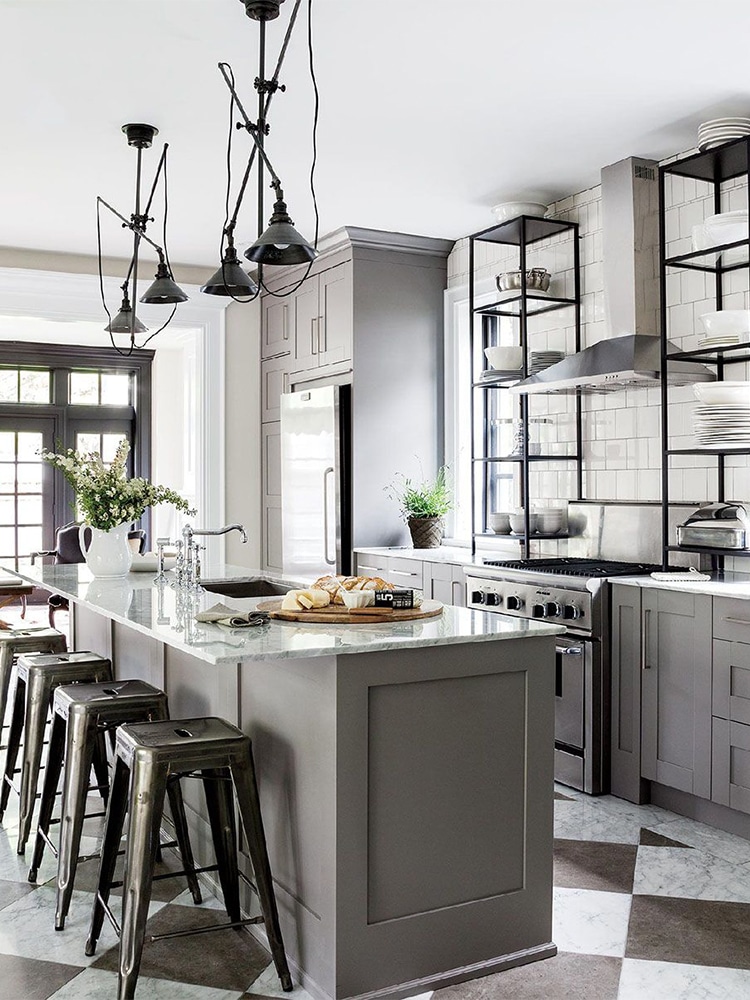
195;602;270;628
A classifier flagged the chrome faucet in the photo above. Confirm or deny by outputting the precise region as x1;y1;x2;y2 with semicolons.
178;523;248;590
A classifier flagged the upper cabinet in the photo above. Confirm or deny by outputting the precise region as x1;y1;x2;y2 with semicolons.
292;263;353;369
261;296;290;359
659;137;750;569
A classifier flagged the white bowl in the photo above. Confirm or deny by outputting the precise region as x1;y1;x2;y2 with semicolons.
484;346;523;371
693;381;750;405
488;512;511;534
341;590;375;609
492;201;548;223
699;310;750;338
509;512;537;534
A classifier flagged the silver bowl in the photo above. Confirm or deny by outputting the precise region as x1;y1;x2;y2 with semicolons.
496;268;551;293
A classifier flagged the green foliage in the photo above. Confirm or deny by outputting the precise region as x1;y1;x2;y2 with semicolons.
386;465;452;522
40;440;196;531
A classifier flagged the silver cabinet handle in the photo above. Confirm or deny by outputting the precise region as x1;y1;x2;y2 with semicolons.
323;466;335;566
724;617;750;626
559;646;583;656
318;314;325;356
311;317;318;355
643;608;651;669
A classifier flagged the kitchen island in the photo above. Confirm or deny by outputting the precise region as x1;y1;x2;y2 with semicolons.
10;562;563;1000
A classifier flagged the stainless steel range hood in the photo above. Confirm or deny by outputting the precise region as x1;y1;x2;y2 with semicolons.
511;157;714;395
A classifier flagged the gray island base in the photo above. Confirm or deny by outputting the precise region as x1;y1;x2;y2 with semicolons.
11;563;562;1000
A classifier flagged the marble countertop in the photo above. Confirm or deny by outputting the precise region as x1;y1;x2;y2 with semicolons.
613;572;750;600
9;562;563;665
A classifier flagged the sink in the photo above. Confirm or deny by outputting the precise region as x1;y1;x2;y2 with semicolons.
201;578;289;598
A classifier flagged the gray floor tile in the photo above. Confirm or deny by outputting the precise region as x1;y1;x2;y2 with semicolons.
0;951;81;999
554;839;637;893
0;876;38;911
433;952;621;1000
638;828;692;848
626;895;750;969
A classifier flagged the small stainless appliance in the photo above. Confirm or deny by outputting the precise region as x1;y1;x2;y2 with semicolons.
466;557;660;794
676;502;750;551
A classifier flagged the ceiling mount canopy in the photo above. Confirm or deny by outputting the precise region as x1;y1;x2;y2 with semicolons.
202;0;319;303
96;123;187;354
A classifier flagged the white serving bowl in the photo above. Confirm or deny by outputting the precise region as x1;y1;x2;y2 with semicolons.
693;381;750;406
488;512;511;534
699;310;750;337
484;346;523;371
492;201;548;223
509;511;537;534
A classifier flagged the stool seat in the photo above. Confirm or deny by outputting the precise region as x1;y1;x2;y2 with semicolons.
87;715;292;1000
0;650;111;854
27;678;202;928
0;628;67;734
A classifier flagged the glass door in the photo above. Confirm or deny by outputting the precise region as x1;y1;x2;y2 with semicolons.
0;417;57;570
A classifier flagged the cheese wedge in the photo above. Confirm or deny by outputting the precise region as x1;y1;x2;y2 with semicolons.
281;588;331;612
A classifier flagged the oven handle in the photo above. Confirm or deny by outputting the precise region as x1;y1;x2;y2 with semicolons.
555;643;584;698
558;646;583;656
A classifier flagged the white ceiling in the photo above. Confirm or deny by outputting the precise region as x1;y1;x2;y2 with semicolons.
3;0;750;269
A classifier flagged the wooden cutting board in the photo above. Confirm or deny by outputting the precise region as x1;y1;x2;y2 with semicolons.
256;598;443;624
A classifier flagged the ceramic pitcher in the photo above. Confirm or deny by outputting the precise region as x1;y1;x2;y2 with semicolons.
79;522;133;579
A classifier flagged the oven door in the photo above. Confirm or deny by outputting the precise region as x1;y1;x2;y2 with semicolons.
554;636;587;751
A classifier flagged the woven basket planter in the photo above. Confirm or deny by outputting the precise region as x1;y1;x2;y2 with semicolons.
407;516;444;549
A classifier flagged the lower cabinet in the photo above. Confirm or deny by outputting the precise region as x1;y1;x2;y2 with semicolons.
610;585;645;802
423;560;467;608
641;589;712;799
353;551;467;608
712;718;750;813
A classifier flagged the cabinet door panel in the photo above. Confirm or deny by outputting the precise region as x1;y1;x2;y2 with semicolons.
261;298;289;359
712;718;750;814
262;423;281;500
319;264;352;366
712;640;750;726
293;280;320;368
354;553;390;578
610;584;644;803
263;502;282;572
713;597;750;643
641;589;712;799
386;556;423;590
261;357;290;423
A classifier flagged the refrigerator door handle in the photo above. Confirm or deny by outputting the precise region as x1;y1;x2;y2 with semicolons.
323;466;335;565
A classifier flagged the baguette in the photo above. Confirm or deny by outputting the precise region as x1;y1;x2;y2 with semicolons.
311;574;395;604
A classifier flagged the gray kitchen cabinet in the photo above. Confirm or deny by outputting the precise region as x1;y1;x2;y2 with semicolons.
712;638;750;727
354;551;391;579
641;589;712;799
423;560;467;608
610;584;647;803
261;355;292;424
384;556;423;591
262;423;283;572
293;263;352;370
712;718;750;814
711;598;750;815
261;295;290;359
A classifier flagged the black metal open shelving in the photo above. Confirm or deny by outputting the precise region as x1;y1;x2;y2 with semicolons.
468;215;583;555
659;134;750;570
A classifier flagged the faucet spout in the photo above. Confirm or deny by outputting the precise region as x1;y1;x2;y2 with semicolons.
191;523;248;543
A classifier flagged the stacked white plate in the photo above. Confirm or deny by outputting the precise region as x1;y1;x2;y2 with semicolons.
693;381;750;448
530;350;565;374
698;117;750;151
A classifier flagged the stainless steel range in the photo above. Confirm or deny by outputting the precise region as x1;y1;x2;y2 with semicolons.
466;557;660;794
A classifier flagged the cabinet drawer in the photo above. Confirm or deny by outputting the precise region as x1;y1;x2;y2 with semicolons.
712;717;750;815
386;557;423;589
712;639;750;725
713;597;750;642
354;554;390;579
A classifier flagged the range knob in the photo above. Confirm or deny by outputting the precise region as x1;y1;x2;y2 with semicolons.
471;590;485;604
531;603;546;619
564;603;583;620
486;592;502;607
545;601;562;617
505;595;524;611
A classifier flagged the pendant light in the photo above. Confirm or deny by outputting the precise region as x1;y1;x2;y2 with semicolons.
200;244;259;296
105;289;148;335
244;185;316;265
141;259;189;304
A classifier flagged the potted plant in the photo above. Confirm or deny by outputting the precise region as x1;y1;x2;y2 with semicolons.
386;465;452;549
41;440;195;578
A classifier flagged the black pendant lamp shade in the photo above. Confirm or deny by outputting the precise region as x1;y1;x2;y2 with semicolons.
106;293;148;335
140;261;189;304
201;245;259;296
244;195;317;265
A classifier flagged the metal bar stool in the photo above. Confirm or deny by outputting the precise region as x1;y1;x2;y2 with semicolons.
0;651;112;854
27;678;202;929
86;716;293;1000
0;628;67;737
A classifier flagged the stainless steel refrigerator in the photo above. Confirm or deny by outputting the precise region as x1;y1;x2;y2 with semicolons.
280;385;351;581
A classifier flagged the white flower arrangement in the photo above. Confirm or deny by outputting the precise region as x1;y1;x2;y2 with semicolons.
40;440;196;531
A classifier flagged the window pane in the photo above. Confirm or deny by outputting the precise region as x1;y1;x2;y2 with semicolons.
17;526;41;556
0;497;15;524
102;433;127;464
17;432;42;460
101;373;129;406
19;370;50;404
17;463;42;491
0;465;14;492
0;527;16;556
0;370;17;403
69;372;99;404
0;432;15;461
17;495;41;524
77;433;100;456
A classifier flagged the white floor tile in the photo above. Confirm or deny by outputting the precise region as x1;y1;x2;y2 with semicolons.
618;957;750;999
634;845;750;903
555;796;678;845
645;816;750;865
47;967;244;999
553;887;631;957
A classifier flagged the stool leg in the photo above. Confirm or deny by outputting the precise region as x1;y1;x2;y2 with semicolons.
202;767;241;922
118;757;169;1000
55;712;99;930
17;673;52;854
231;749;293;992
0;676;26;822
85;755;129;954
27;712;66;882
165;777;202;904
92;730;110;805
0;647;13;739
